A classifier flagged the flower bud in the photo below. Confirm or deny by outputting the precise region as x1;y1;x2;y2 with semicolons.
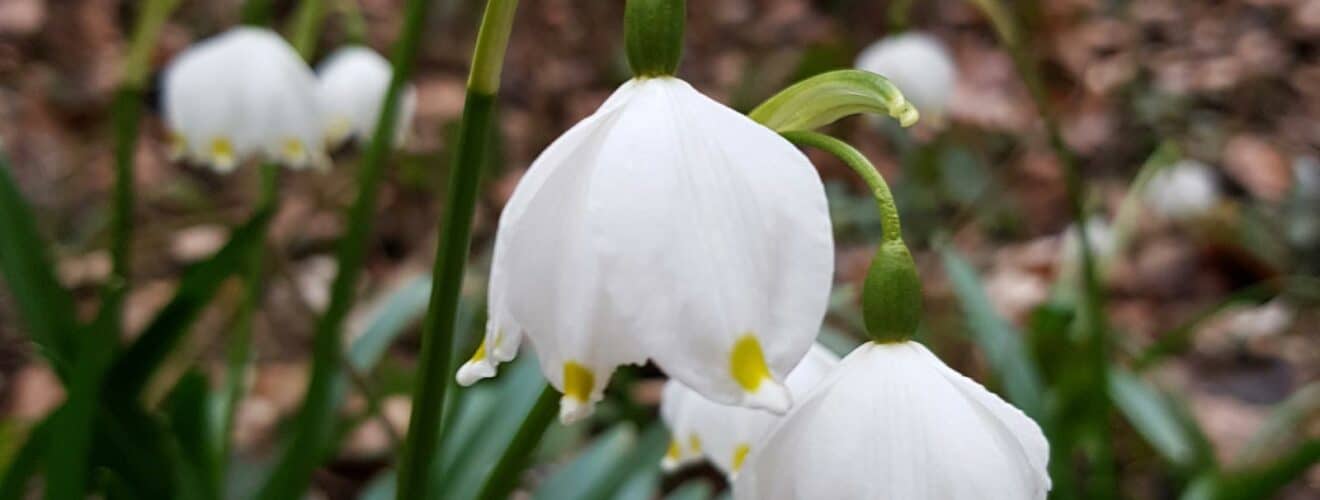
862;239;923;343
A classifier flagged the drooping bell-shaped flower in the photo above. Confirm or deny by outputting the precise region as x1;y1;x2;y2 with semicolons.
1143;159;1221;219
734;341;1050;500
317;46;417;147
455;73;834;423
162;27;326;172
855;32;958;119
660;343;838;477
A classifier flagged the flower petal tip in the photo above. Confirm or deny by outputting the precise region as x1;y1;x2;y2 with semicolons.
455;360;496;386
558;396;594;425
743;379;792;414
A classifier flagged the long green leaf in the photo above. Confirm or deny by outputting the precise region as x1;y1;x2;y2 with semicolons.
1239;383;1320;465
164;372;219;500
1109;368;1215;473
0;417;52;498
105;206;274;399
534;423;668;500
0;154;79;377
1181;441;1320;500
939;247;1045;419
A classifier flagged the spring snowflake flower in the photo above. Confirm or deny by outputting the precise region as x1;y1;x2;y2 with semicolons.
317;46;417;147
855;32;958;119
162;27;326;172
1143;159;1221;219
735;341;1050;500
660;344;838;477
456;76;834;423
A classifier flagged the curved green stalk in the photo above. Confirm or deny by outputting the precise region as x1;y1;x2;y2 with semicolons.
256;0;434;496
397;2;519;499
967;0;1114;496
289;0;328;58
782;131;902;243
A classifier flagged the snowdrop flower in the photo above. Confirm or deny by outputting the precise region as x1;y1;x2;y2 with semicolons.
162;27;326;172
455;75;834;423
1143;159;1221;219
661;344;838;477
855;32;958;119
735;341;1050;500
317;46;417;147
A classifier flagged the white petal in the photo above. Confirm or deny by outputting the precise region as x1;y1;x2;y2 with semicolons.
317;46;415;146
486;81;650;421
587;78;833;411
160;27;324;171
659;344;839;477
856;32;957;118
735;341;1050;500
1144;159;1220;219
488;77;831;420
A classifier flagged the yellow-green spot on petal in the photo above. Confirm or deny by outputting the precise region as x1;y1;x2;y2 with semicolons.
730;334;773;392
467;339;487;362
282;138;306;162
666;440;681;460
688;433;702;453
210;137;234;163
732;443;751;472
562;361;594;403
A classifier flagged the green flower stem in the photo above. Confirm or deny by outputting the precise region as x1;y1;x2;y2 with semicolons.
466;0;519;95
336;0;368;45
475;385;558;500
256;0;433;494
782;131;902;243
217;162;279;480
968;0;1114;496
290;0;328;58
397;3;519;499
240;0;273;25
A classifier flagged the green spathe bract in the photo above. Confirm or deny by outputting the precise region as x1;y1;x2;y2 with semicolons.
863;239;923;343
750;69;919;132
625;0;685;77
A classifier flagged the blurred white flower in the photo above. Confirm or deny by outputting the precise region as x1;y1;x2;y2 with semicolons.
1060;216;1117;265
1143;159;1221;219
855;32;958;119
162;27;326;172
317;46;417;147
735;341;1050;500
455;77;834;424
660;344;838;477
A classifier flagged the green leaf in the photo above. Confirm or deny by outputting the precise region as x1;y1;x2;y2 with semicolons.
1109;368;1215;472
0;154;79;377
164;371;219;500
105;205;274;399
0;417;51;499
1180;442;1320;500
1239;383;1320;465
663;482;714;500
939;247;1046;419
532;426;637;500
534;423;668;500
428;356;551;500
347;276;433;370
749;69;918;132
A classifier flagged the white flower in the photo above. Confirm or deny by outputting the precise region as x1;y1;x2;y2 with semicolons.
661;343;838;478
456;77;834;424
1060;216;1117;264
162;27;326;172
317;46;417;147
1143;159;1221;219
735;341;1050;500
855;32;958;119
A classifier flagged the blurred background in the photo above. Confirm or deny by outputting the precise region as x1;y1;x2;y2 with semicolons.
0;0;1317;498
